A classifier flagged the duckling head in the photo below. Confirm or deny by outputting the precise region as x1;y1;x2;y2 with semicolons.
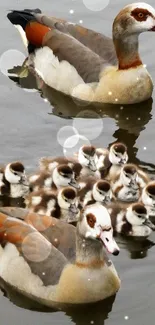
93;180;113;204
78;145;97;172
52;164;80;189
78;203;120;255
121;164;138;186
58;186;80;222
126;203;155;229
113;3;155;38
141;181;155;207
109;143;128;165
5;161;27;185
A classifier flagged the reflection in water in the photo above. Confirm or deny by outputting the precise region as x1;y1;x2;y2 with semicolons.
116;235;155;259
8;63;155;174
0;277;116;325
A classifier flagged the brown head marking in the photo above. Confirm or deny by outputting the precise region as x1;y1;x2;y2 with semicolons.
146;183;155;196
62;187;76;200
112;143;127;154
86;213;96;228
131;8;154;22
10;162;25;173
132;203;147;215
58;164;73;177
82;145;96;157
97;180;110;192
123;164;137;175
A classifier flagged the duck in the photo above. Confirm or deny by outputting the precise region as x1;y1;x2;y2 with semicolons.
112;163;141;202
107;202;155;237
7;3;155;104
29;164;80;191
0;203;120;308
140;181;155;218
25;187;80;223
39;145;97;178
78;177;114;207
96;142;128;180
0;161;29;198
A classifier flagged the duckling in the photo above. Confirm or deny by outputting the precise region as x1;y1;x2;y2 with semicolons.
25;186;80;223
78;177;114;207
112;164;141;202
0;161;29;198
29;164;80;192
39;145;97;178
108;202;155;237
96;142;128;179
140;181;155;218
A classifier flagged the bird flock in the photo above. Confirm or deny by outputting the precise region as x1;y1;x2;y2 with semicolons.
0;142;155;238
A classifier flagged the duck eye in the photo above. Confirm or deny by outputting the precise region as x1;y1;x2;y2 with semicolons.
138;12;144;18
115;153;119;157
138;215;143;218
14;172;18;176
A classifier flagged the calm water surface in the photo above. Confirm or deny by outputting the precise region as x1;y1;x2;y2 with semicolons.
0;0;155;324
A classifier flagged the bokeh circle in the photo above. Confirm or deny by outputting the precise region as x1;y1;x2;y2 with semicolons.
57;126;78;147
63;134;91;158
83;0;109;11
73;110;103;140
0;49;26;77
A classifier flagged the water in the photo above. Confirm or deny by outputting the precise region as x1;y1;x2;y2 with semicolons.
0;0;155;324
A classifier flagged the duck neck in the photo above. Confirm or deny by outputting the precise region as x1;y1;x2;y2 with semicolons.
113;33;142;70
75;226;105;268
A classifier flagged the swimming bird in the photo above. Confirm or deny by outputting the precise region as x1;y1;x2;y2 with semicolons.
108;202;155;237
25;187;80;223
29;164;79;191
96;142;128;180
7;3;155;104
39;145;97;177
0;162;29;198
0;203;120;308
140;181;155;218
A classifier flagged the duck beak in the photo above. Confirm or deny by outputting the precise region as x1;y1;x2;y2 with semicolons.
143;218;155;230
99;229;120;256
68;204;79;223
20;176;29;186
69;179;80;189
88;159;97;172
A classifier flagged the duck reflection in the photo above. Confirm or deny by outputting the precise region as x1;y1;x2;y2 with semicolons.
8;64;155;174
116;235;155;259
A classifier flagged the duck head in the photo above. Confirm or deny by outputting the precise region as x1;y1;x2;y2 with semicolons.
5;161;27;185
93;180;113;204
120;164;138;186
78;145;97;172
58;186;80;222
78;203;120;255
141;181;155;207
109;143;128;165
52;164;80;189
126;202;155;229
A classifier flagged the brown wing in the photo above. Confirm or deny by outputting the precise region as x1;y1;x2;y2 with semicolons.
0;211;68;286
35;13;117;64
0;207;76;262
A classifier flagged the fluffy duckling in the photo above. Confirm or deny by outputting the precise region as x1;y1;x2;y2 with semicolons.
108;202;155;237
29;164;80;191
0;161;29;198
112;164;141;202
140;181;155;218
78;177;114;207
25;187;80;223
96;142;128;179
39;145;97;178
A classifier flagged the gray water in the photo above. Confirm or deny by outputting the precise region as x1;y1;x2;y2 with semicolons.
0;0;155;324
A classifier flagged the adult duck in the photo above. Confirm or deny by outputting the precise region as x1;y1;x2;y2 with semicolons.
0;204;120;308
7;3;155;104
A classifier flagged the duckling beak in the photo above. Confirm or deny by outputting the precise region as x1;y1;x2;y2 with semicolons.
143;218;155;230
69;203;79;214
20;176;29;186
68;179;80;189
99;229;120;256
88;159;97;172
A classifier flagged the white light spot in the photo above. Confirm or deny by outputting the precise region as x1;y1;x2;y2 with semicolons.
137;77;139;81
137;117;141;120
120;106;124;110
88;278;91;281
124;316;129;320
79;20;83;24
44;98;48;103
115;98;118;102
108;91;112;96
126;117;129;120
141;251;144;255
83;0;109;11
42;272;45;275
82;244;85;247
143;64;147;68
69;9;74;14
90;321;94;324
143;147;147;150
115;114;119;118
54;238;58;242
4;233;7;237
